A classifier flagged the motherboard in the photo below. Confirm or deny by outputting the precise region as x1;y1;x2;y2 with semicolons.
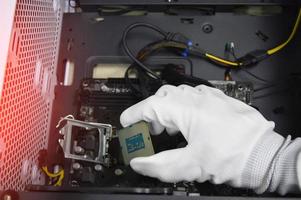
33;78;256;196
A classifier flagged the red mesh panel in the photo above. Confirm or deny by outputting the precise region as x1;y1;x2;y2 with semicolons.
0;0;62;190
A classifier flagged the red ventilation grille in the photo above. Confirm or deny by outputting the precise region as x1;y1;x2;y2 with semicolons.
0;0;62;190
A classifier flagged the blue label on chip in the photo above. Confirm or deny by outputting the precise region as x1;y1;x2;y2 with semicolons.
126;133;145;153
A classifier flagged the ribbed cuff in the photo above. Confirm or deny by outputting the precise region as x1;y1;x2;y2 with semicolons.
269;138;301;195
241;131;286;193
242;132;301;195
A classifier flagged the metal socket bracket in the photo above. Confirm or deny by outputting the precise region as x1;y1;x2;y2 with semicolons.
57;116;112;165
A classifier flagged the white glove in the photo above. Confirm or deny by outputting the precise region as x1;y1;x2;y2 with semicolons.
120;84;282;188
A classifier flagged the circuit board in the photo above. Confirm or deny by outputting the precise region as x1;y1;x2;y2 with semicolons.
209;80;253;105
43;78;257;196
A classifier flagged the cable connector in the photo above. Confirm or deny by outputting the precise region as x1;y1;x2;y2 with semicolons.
237;49;269;67
166;32;193;57
166;32;192;45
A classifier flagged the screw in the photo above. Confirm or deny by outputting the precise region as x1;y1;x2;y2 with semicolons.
94;164;103;172
114;168;123;176
72;162;82;170
202;23;213;33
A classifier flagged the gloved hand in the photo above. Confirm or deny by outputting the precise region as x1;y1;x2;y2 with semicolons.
120;84;284;189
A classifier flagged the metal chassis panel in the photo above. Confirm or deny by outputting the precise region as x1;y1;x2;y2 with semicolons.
5;192;301;200
79;0;298;6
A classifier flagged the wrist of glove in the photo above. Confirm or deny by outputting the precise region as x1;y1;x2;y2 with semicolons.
120;84;282;188
241;131;286;193
244;132;301;195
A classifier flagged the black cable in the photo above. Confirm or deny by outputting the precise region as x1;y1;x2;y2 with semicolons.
230;46;273;84
122;23;169;79
124;40;165;98
240;68;271;84
228;43;287;94
253;77;290;92
125;65;143;98
254;75;301;92
254;84;278;92
124;39;214;97
122;22;241;78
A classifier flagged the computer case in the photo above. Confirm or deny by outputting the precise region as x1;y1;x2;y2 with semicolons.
0;0;301;199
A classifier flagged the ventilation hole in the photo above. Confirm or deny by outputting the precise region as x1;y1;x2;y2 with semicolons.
0;0;62;191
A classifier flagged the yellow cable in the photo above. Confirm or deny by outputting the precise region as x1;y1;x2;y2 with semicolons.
54;170;64;186
42;166;64;186
42;166;62;177
267;8;301;55
205;8;300;67
205;53;241;67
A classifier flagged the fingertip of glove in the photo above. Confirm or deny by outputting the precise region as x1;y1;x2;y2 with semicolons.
130;157;147;173
195;84;210;91
195;84;225;96
150;121;165;135
120;110;130;127
155;84;177;97
130;157;166;181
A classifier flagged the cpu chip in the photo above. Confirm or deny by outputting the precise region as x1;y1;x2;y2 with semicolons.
118;121;154;165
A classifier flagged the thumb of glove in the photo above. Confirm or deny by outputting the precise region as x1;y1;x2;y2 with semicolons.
130;147;203;183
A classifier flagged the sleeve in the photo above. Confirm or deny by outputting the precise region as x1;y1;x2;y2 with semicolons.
241;132;301;195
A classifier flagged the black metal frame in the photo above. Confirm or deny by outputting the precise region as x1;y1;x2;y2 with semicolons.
78;0;299;12
7;192;301;200
79;0;298;6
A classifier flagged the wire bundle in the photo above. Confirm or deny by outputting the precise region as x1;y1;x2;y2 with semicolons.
122;8;301;80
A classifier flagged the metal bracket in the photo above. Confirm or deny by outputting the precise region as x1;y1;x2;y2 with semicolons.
57;115;112;165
